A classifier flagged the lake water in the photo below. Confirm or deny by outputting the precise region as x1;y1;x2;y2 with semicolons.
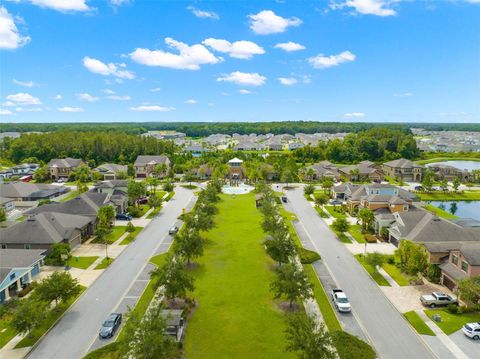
428;200;480;221
426;160;480;171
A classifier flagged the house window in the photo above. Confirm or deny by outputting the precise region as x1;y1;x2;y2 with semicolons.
10;273;15;280
452;254;458;265
461;261;469;272
1;244;6;249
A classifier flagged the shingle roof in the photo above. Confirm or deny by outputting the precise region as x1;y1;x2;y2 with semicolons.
47;158;83;168
0;249;46;269
134;155;169;166
383;158;424;169
0;182;64;199
95;163;127;174
460;243;480;265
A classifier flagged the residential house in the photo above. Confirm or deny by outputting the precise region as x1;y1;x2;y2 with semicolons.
288;142;304;150
440;243;480;291
134;155;170;178
303;161;340;181
382;158;424;182
338;161;384;182
184;145;210;157
0;249;46;303
47;158;85;180
0;164;40;180
1;197;15;213
94;163;128;181
0;212;92;251
193;164;213;180
92;180;129;213
426;164;472;182
0;181;68;201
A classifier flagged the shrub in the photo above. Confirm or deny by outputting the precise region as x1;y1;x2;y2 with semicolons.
18;281;38;298
127;206;142;218
298;248;321;264
426;264;441;284
387;256;395;265
331;331;376;359
126;221;136;233
446;304;459;314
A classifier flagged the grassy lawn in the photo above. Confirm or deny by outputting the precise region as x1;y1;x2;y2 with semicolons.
185;194;295;359
15;286;86;348
146;206;162;219
93;226;128;244
355;254;390;286
68;256;98;269
94;257;114;270
418;191;480;201
119;227;142;245
348;225;366;243
314;206;329;218
130;204;149;218
59;190;80;202
425;310;480;335
324;206;347;219
382;262;413;286
404;311;435;336
0;316;17;349
423;204;458;219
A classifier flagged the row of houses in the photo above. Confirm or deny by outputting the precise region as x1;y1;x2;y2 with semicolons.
331;182;480;291
305;158;474;183
0;163;40;180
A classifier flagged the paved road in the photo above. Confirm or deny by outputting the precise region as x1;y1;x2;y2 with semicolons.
285;187;435;359
28;187;195;359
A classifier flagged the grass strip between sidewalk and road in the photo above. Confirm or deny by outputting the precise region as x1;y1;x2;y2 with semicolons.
403;311;435;336
94;257;114;270
355;254;391;287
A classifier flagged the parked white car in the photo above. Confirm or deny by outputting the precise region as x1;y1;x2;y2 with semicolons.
462;322;480;340
331;288;351;313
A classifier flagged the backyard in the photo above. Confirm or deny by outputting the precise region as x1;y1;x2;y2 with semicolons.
185;194;294;359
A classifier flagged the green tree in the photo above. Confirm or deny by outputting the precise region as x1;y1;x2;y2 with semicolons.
396;240;429;276
119;301;178;359
364;252;385;272
173;229;204;265
281;169;295;188
183;172;196;186
271;263;313;309
45;243;71;266
76;180;88;193
98;205;116;228
11;299;47;338
304;184;315;196
421;170;435;192
458;276;480;308
35;271;80;307
150;255;195;304
127;180;146;206
153;163;168;178
331;218;350;234
127;164;135;177
33;165;49;183
146;177;160;193
163;179;174;192
73;165;91;183
453;177;461;192
358;208;374;231
126;221;136;233
264;236;296;265
0;207;6;222
322;178;334;195
439;178;449;192
285;312;335;359
314;194;329;207
148;193;163;209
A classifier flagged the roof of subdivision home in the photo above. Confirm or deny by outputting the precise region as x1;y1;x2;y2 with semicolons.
0;182;63;199
439;262;467;280
0;212;91;245
94;180;128;189
134;155;169;166
0;248;46;269
460;243;480;265
383;158;424;168
95;163;128;173
47;157;83;168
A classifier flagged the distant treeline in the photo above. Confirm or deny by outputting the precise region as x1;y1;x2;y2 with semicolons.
2;121;478;137
1;131;175;166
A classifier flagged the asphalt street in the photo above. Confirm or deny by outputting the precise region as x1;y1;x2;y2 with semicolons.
284;187;435;359
27;187;195;359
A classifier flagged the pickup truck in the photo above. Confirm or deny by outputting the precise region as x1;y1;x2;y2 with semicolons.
331;288;351;313
420;292;458;308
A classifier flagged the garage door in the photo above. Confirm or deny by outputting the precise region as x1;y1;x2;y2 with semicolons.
442;274;456;291
69;236;81;251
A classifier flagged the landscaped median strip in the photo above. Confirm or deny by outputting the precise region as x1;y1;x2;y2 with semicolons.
403;311;435;336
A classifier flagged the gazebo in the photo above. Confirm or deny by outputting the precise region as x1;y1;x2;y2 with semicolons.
227;158;244;185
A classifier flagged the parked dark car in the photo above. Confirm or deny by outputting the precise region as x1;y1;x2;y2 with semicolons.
137;197;149;205
330;199;343;205
116;213;132;221
281;196;288;203
99;313;122;339
414;186;423;191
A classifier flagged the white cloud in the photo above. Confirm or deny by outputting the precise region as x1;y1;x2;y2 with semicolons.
248;10;302;35
202;38;265;59
12;79;37;87
76;92;99;102
184;99;197;104
58;106;84;112
439;112;468;117
330;0;396;17
150;87;161;92
393;92;413;97
29;0;92;13
4;93;41;106
0;108;13;115
344;112;366;118
0;6;30;50
187;6;219;20
278;77;298;86
274;41;305;52
130;37;221;70
52;94;62;100
308;51;356;69
15;106;42;112
110;0;131;6
239;89;252;95
107;95;131;101
217;71;266;87
83;56;135;79
130;105;174;112
102;89;115;94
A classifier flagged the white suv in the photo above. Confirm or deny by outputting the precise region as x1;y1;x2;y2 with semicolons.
462;322;480;340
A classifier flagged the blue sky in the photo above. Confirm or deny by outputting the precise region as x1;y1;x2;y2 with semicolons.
0;0;479;123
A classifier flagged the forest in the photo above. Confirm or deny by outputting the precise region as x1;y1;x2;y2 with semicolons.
1;121;479;137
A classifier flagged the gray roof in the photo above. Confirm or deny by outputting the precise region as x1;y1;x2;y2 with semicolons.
95;163;127;174
460;243;480;265
451;218;480;228
0;249;46;269
383;158;424;169
439;262;467;280
134;155;169;166
94;180;128;189
0;212;91;246
0;182;64;199
162;309;184;326
47;157;83;169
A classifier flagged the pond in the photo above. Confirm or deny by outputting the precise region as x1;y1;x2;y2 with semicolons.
222;183;254;195
428;200;480;221
426;160;480;171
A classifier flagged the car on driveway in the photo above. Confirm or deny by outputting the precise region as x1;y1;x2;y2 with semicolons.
169;226;179;235
137;197;149;205
330;199;342;205
462;322;480;340
331;288;351;313
116;213;132;221
99;313;122;339
281;196;288;203
420;292;457;308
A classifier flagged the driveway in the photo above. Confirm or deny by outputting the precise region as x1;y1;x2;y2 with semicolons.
284;186;435;359
27;187;195;359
